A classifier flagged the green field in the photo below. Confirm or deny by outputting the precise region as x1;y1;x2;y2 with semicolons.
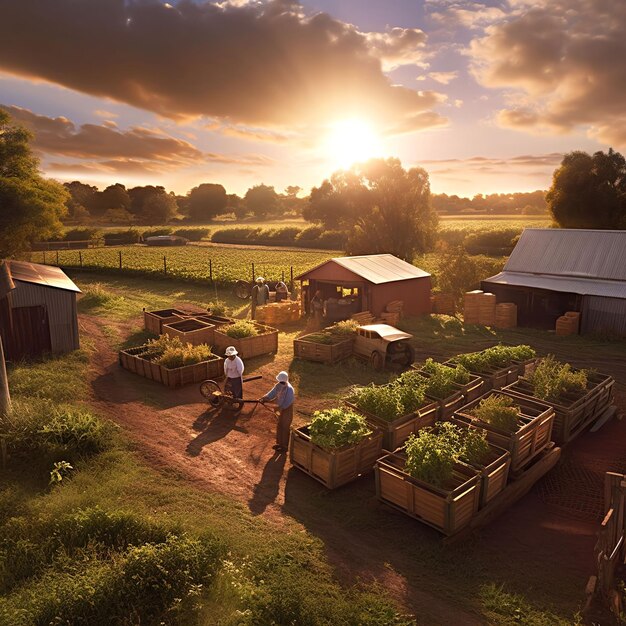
439;215;551;231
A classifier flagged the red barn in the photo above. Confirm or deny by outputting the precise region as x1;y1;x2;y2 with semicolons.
296;254;431;321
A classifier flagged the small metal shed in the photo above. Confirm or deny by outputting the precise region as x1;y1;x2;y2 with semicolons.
296;254;431;319
0;260;81;360
482;229;626;335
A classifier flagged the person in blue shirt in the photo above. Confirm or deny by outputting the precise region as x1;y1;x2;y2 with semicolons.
260;371;295;453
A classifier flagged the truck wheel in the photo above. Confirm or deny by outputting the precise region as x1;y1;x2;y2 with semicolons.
370;350;385;370
400;344;415;366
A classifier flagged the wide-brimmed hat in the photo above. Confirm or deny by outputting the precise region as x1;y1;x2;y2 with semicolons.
225;346;238;356
276;371;289;382
255;276;265;283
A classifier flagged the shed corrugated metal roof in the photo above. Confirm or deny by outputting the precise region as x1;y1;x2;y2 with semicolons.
298;254;430;284
5;260;81;293
505;229;626;280
0;262;16;298
484;271;626;299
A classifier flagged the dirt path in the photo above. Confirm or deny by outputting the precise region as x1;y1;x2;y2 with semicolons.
82;313;626;624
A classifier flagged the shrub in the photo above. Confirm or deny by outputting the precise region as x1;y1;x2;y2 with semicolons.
173;228;210;241
211;227;259;244
141;227;173;239
222;320;259;339
154;338;214;369
79;283;124;309
464;228;521;255
308;408;372;450
526;355;588;402
303;320;358;344
207;300;229;316
103;229;141;245
63;227;101;243
468;394;520;432
455;345;536;373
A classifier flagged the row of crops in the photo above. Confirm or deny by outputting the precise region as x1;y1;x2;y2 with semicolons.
31;245;334;285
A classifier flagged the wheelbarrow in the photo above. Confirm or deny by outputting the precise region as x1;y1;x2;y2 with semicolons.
199;375;263;413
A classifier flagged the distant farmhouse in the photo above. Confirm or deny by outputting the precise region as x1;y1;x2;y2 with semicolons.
0;260;81;361
483;229;626;336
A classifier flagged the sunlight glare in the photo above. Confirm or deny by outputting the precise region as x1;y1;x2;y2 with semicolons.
324;119;383;169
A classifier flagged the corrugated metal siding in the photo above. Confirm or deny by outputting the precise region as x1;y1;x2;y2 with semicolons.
505;229;626;280
7;282;79;353
581;296;626;336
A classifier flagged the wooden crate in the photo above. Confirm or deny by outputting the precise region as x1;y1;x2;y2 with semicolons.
444;358;514;392
449;417;511;508
293;334;353;364
212;323;278;359
410;366;477;419
454;391;555;473
163;318;215;346
503;372;614;444
290;426;383;489
375;451;481;535
347;398;439;451
143;309;186;334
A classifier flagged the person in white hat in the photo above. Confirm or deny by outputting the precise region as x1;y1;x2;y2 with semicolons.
260;371;294;452
250;276;269;320
223;346;244;400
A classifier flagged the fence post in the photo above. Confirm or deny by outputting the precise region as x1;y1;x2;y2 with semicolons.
209;259;213;282
163;255;167;275
290;266;294;292
56;250;59;265
282;270;285;282
119;250;122;270
43;251;46;264
252;263;255;282
79;251;83;267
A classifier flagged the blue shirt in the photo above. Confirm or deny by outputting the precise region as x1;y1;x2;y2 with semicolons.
263;382;294;409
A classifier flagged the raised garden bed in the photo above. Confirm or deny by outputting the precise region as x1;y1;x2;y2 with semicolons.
163;318;214;346
503;371;614;444
375;450;480;535
445;358;514;391
454;391;555;473
191;313;232;328
290;425;383;489
293;333;354;364
143;308;186;334
212;322;278;359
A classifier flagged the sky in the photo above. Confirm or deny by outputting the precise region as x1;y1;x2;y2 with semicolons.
0;0;624;198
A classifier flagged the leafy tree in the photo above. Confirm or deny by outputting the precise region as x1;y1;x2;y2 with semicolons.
306;158;438;261
89;183;131;217
547;149;626;229
244;184;279;218
0;109;68;257
185;183;227;221
285;185;301;198
128;185;166;216
141;193;178;224
63;181;97;220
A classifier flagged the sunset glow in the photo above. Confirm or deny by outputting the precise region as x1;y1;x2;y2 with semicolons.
324;119;383;170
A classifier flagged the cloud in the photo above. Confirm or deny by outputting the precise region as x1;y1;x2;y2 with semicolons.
364;27;428;70
0;0;445;135
93;109;119;119
469;0;626;147
430;2;507;29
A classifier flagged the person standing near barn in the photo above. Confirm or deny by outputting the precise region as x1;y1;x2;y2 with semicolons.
224;346;244;400
275;278;288;302
250;276;269;319
260;371;294;452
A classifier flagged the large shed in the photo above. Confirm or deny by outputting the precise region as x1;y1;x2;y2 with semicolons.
482;228;626;336
0;260;81;361
296;254;431;320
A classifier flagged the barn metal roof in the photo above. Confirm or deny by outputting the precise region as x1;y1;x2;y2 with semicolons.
4;260;81;293
505;229;626;280
484;271;626;299
297;254;430;284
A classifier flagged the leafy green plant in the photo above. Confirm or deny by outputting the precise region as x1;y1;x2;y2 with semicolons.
456;345;536;373
49;461;73;486
308;408;372;450
223;320;259;338
421;359;471;384
468;394;520;432
526;355;588;402
154;337;214;368
303;319;359;344
207;299;228;316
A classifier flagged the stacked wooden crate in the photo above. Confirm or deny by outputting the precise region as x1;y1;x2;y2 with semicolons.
431;294;455;315
478;293;496;325
463;290;482;323
379;300;403;325
556;311;580;336
495;303;517;329
255;300;300;325
351;310;375;324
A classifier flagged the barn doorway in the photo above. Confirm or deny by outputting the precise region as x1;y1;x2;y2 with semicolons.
11;305;52;360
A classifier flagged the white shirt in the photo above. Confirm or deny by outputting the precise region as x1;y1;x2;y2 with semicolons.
224;356;244;378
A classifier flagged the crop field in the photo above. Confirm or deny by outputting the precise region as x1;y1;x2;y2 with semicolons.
31;244;335;284
439;215;551;231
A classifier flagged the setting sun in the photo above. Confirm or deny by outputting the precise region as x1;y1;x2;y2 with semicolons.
324;119;383;169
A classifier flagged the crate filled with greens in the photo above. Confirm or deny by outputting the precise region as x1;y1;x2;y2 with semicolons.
446;345;537;391
293;320;358;364
375;423;484;535
454;391;554;473
119;335;223;388
212;320;278;359
503;355;614;444
290;407;383;489
346;372;438;451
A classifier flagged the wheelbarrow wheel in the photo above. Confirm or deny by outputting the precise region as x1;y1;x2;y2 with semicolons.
199;379;221;401
233;280;252;300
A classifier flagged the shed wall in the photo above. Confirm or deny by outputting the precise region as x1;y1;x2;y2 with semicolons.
370;277;432;316
7;282;79;353
581;296;626;337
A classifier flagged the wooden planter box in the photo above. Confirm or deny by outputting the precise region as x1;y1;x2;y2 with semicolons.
346;398;439;452
293;334;354;364
186;313;233;328
412;363;485;405
454;391;555;473
449;417;511;508
445;358;516;392
163;318;215;346
503;372;614;444
290;426;383;489
375;451;481;535
144;309;186;334
119;346;223;388
212;323;278;359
